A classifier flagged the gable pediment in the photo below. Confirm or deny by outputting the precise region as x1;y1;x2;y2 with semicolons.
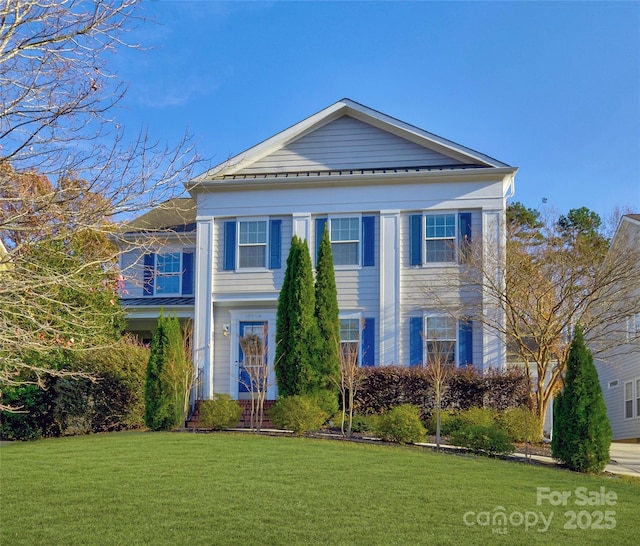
234;115;468;175
192;99;511;184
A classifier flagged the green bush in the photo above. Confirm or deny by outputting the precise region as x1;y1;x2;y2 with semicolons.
450;424;514;457
376;404;426;444
198;395;243;430
309;389;339;419
426;411;457;436
499;407;538;443
268;395;328;434
350;414;380;434
457;407;497;428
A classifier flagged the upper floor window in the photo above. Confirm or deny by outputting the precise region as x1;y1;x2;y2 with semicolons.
425;214;456;263
143;250;194;297
627;313;640;342
156;253;182;294
315;216;375;269
239;220;267;269
410;212;472;266
223;218;282;272
330;217;360;266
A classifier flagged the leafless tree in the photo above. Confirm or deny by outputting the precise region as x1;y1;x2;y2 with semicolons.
0;1;200;408
333;323;365;437
239;327;270;432
422;204;640;437
422;337;455;450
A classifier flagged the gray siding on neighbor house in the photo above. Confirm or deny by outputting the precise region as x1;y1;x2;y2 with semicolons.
237;116;466;174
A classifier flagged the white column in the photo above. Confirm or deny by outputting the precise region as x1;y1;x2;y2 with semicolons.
380;211;400;366
482;210;506;370
193;216;214;399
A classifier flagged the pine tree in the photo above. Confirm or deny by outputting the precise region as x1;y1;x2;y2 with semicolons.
314;225;340;394
552;324;612;472
275;236;319;396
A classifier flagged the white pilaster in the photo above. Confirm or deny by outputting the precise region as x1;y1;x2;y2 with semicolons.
194;217;215;399
380;211;400;365
292;213;310;242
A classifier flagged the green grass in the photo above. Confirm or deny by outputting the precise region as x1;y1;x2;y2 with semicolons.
1;432;638;545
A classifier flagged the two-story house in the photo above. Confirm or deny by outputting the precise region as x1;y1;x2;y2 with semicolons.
120;99;517;403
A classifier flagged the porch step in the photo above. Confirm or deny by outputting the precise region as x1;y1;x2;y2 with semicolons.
186;399;276;430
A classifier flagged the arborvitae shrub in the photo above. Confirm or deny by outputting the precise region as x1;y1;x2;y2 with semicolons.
198;395;242;430
552;325;612;473
376;404;426;444
268;395;328;434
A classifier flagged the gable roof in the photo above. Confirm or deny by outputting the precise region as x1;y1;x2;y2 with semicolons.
123;198;196;233
188;99;514;188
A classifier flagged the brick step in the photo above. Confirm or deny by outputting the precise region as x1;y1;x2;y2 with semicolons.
186;399;276;430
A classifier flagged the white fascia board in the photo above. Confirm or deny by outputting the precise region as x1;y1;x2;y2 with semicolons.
125;308;195;319
192;166;518;194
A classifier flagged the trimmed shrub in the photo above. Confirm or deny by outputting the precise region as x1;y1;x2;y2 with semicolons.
376;404;426;444
499;407;538;443
268;395;328;434
426;411;457;436
308;389;339;419
198;395;242;430
350;414;380;434
450;424;515;457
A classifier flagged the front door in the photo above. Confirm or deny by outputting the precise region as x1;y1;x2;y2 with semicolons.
238;321;267;395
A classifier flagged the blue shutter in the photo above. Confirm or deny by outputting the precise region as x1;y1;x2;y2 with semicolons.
459;212;472;263
361;317;375;367
315;218;327;264
409;316;423;366
143;253;155;296
182;251;194;295
459;320;473;367
223;221;236;271
410;215;422;266
362;216;375;267
269;219;282;269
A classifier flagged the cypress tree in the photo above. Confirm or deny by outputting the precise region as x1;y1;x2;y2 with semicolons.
314;225;340;394
552;324;612;473
144;312;187;430
275;236;319;396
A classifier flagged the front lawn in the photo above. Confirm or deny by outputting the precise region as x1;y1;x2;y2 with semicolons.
2;432;637;545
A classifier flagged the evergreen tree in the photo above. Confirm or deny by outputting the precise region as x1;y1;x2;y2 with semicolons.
144;312;188;430
314;225;340;394
275;236;319;396
552;324;612;473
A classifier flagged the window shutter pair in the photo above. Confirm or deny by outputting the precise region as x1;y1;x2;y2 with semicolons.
409;317;473;366
314;216;375;266
409;213;472;265
223;220;282;271
142;251;194;296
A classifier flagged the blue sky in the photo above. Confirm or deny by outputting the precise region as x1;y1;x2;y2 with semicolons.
112;1;640;219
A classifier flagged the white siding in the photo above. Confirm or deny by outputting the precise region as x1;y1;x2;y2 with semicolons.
237;116;466;174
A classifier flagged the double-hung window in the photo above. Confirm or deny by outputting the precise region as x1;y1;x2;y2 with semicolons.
340;317;361;365
410;212;471;266
425;213;456;263
156;253;181;295
424;315;457;364
330;217;360;266
238;220;267;269
625;379;640;419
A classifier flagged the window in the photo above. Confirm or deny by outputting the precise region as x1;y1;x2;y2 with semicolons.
424;315;456;364
627;313;640;341
410;212;471;266
156;253;181;294
625;381;633;419
340;318;361;365
330;217;360;266
238;220;267;268
425;213;456;263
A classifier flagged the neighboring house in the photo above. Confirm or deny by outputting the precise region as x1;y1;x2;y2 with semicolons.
120;99;517;403
594;214;640;442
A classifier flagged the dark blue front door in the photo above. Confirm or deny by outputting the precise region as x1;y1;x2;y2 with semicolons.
238;321;267;393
